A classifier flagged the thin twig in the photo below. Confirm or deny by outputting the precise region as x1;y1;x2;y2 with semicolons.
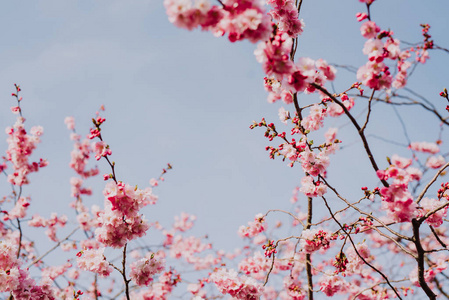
416;162;449;204
264;209;305;227
429;226;447;249
27;227;79;268
322;196;403;299
319;176;410;241
360;89;375;133
312;83;389;187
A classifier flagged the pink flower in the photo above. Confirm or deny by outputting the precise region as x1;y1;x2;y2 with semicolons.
300;104;326;131
95;203;150;248
238;252;270;280
278;107;290;124
300;229;331;253
360;21;380;39
391;154;412;169
316;59;336;81
299;176;327;197
419;198;448;227
356;12;368;22
426;155;445;169
130;256;165;286
10;106;21;114
64;116;75;130
5;117;47;186
268;0;305;38
409;141;440;154
380;183;417;222
103;181;157;217
93;141;112;161
319;274;346;296
325;127;338;143
238;213;266;238
255;32;294;81
173;212;196;232
0;241;20;270
77;248;112;277
328;95;354;117
211;268;264;299
345;242;371;275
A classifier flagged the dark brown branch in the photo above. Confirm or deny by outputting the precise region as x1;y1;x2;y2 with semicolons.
122;243;131;300
366;94;449;126
360;89;375;133
435;45;449;54
216;0;225;7
411;219;437;299
306;197;313;300
429;226;447;249
312;83;389;187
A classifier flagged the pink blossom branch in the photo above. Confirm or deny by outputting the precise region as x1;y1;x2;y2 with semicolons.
263;235;301;286
422;202;449;223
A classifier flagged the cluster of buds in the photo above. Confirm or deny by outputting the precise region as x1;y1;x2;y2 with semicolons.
312;230;332;249
440;88;449;112
333;252;348;274
73;289;84;300
10;84;23;115
361;186;380;199
250;118;281;142
262;240;277;258
88;116;106;139
338;221;366;236
420;23;434;50
437;182;449;200
351;82;364;96
358;216;374;227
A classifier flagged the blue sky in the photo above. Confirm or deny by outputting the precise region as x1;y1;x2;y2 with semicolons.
0;0;448;258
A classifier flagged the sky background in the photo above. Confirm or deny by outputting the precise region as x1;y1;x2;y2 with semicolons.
0;0;448;267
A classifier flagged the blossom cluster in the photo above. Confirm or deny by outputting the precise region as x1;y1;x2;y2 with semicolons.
210;268;264;299
164;0;271;43
76;248;113;277
4;116;47;186
129;255;165;286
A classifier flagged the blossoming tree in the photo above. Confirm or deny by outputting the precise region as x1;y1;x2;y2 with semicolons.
1;0;449;299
